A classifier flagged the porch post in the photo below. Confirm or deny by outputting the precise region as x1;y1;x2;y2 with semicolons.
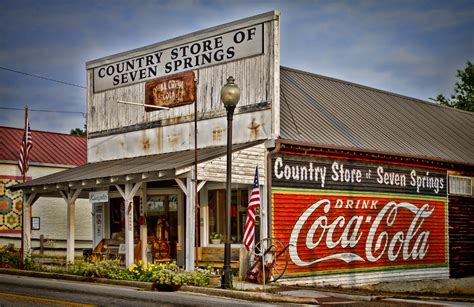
116;182;142;267
140;183;148;265
22;192;38;261
125;184;133;267
185;167;196;271
60;189;82;264
67;200;75;263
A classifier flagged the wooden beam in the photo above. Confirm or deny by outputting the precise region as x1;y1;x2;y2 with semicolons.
115;185;125;199
185;170;196;271
59;188;82;264
123;182;142;267
126;175;136;181
197;180;207;192
159;169;176;178
59;190;68;203
71;189;82;203
176;168;191;176
22;192;38;261
175;178;187;196
26;193;39;207
130;182;142;198
68;181;81;188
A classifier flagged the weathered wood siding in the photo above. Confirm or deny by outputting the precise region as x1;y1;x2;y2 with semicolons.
197;143;266;184
448;195;474;278
87;54;273;133
86;12;280;162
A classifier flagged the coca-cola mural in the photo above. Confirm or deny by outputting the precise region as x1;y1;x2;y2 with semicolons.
272;154;448;277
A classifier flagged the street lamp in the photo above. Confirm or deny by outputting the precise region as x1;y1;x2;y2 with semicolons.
220;76;240;289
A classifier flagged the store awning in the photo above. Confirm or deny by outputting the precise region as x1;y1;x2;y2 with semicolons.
12;141;262;194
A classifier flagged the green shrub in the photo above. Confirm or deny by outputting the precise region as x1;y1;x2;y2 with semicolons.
0;244;20;268
189;270;210;287
131;262;209;287
10;252;213;288
72;259;124;279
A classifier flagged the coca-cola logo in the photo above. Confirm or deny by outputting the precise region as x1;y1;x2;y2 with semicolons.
289;199;435;267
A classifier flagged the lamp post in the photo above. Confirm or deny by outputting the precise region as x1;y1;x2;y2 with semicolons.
220;76;240;289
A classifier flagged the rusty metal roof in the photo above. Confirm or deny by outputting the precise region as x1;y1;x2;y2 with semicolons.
0;126;86;166
280;67;474;166
12;141;262;191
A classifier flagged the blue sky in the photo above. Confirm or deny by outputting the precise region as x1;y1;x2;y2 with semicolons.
1;0;473;133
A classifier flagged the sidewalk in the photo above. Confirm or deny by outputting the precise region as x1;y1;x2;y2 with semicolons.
231;278;474;304
1;267;473;305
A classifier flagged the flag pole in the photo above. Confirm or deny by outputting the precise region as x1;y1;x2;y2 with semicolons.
22;106;28;182
20;105;28;268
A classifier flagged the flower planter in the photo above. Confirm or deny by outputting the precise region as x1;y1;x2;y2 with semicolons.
208;274;221;287
210;239;221;244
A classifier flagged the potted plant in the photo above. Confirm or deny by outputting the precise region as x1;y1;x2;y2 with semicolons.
149;262;188;291
210;232;223;244
201;263;221;287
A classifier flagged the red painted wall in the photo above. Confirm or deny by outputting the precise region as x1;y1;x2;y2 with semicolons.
273;192;447;276
271;154;448;278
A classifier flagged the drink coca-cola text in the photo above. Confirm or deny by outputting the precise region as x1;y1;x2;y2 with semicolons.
289;199;433;267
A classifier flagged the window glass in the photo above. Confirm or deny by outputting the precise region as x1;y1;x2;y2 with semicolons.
208;188;250;244
449;175;472;196
146;194;178;241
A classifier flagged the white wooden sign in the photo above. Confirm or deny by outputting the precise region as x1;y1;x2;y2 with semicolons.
93;203;104;249
89;191;109;203
93;24;263;92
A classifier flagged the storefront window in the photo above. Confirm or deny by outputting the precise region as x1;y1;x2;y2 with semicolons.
146;194;178;241
208;189;249;243
109;196;140;239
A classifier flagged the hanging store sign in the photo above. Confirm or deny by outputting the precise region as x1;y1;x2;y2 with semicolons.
144;72;196;111
89;191;109;203
271;155;448;277
93;24;264;93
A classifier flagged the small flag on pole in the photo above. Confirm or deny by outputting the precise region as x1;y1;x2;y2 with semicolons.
18;121;33;176
243;166;260;251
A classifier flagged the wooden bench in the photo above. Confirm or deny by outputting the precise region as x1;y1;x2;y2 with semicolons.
91;239;142;263
196;247;240;269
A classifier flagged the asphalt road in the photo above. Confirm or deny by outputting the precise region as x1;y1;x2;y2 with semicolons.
0;274;275;306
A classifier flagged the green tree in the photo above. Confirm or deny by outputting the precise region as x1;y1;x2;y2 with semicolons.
70;127;86;136
431;61;474;112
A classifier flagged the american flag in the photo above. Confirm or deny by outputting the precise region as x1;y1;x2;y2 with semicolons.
243;166;260;251
18;122;33;176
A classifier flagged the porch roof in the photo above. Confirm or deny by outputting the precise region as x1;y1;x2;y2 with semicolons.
11;141;262;193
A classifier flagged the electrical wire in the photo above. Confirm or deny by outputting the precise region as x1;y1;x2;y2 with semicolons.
0;106;85;117
0;66;86;89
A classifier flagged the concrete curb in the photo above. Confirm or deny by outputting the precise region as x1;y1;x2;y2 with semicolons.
181;286;320;304
283;289;383;302
1;268;472;304
0;268;319;304
0;267;91;282
302;286;474;303
92;277;153;290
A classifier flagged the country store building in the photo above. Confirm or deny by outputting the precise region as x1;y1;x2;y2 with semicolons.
12;11;473;285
